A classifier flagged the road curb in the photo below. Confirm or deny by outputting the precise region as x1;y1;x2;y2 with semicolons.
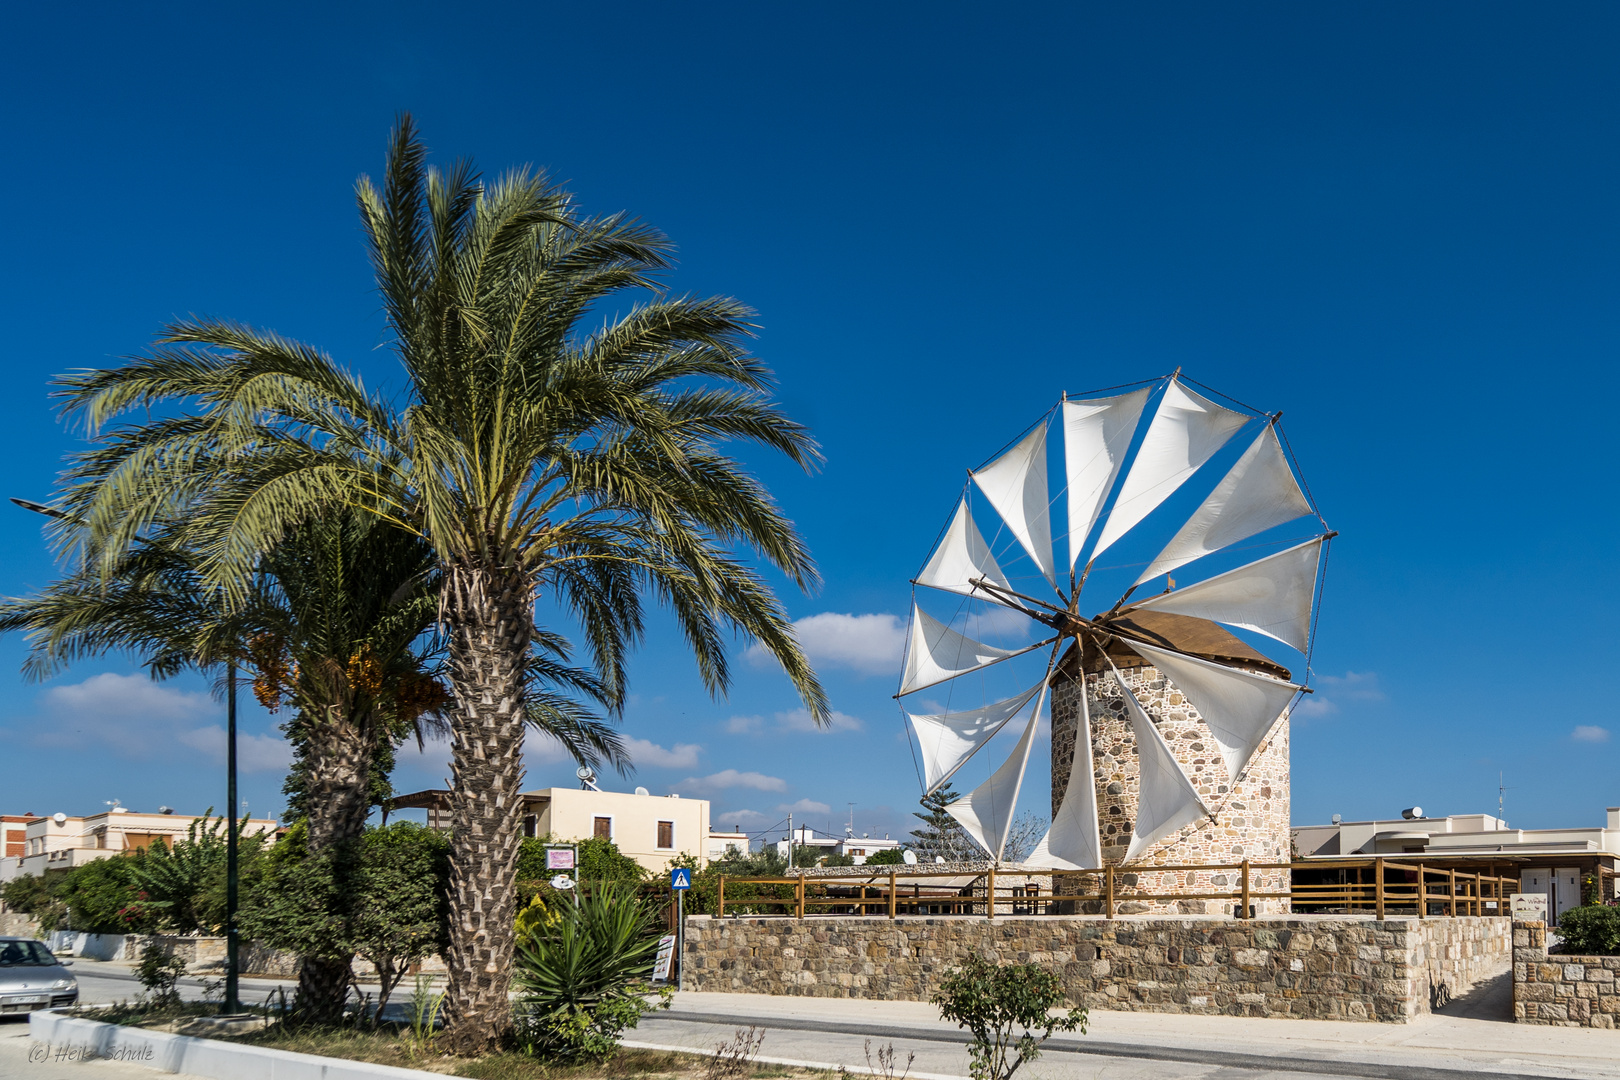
652;1009;1581;1080
28;1010;440;1080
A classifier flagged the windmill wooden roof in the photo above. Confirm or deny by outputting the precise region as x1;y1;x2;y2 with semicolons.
1057;608;1292;682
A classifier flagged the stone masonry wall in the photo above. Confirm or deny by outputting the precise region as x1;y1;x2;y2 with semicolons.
1513;920;1620;1027
685;914;1508;1023
1050;666;1291;914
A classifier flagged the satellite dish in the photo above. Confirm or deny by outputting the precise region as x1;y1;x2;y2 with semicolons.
902;850;918;865
934;855;945;864
634;786;650;796
52;813;66;825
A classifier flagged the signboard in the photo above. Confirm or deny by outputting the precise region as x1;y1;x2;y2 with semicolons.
670;867;692;890
550;874;576;890
651;934;677;983
546;847;576;870
1510;892;1549;922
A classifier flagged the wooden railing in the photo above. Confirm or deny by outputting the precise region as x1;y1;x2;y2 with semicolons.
712;858;1518;921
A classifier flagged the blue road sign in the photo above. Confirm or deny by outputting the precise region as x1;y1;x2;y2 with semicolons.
670;867;692;890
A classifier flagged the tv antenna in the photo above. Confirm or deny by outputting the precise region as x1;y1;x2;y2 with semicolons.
1498;772;1514;822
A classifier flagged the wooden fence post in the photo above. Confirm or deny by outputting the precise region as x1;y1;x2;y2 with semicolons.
1105;864;1115;919
718;875;725;919
1449;868;1457;918
987;866;997;919
1375;858;1385;921
1416;863;1425;919
888;871;897;919
796;874;804;920
1240;860;1251;918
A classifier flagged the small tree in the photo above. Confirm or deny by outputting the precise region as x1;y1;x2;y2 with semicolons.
865;848;907;866
932;955;1086;1080
243;821;449;1015
910;784;978;863
57;856;159;934
1;874;66;932
1001;814;1048;865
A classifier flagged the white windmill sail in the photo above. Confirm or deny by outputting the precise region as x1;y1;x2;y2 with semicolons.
916;500;1014;602
1025;676;1101;870
945;682;1046;862
1063;388;1151;571
1091;380;1249;559
973;424;1056;586
1131;536;1324;653
1134;425;1312;586
1106;660;1212;863
1123;638;1301;782
907;682;1044;795
899;605;1047;696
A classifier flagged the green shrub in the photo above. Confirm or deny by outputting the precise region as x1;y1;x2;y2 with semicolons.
932;955;1086;1080
242;821;449;1014
512;881;670;1061
135;950;188;1007
1558;905;1620;955
865;848;908;866
57;856;159;934
1;874;66;932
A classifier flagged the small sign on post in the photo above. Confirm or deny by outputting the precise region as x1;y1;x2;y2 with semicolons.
546;847;576;870
670;867;693;890
1510;892;1549;922
651;933;677;983
669;867;692;991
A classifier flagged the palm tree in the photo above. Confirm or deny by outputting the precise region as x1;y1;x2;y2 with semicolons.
52;116;829;1049
1;511;622;1021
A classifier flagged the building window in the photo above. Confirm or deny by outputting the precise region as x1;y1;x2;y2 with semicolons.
657;821;674;849
594;816;612;841
522;815;537;838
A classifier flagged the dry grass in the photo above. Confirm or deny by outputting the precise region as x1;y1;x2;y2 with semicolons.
74;1005;837;1080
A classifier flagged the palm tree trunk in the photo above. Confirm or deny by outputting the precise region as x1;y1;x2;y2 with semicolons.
295;708;374;1023
438;563;531;1052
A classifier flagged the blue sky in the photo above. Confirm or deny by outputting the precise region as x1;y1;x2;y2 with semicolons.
1;4;1617;847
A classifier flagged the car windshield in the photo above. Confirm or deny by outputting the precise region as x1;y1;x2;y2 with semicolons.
0;941;58;967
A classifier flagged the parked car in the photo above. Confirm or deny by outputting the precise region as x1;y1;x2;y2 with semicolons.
0;937;78;1015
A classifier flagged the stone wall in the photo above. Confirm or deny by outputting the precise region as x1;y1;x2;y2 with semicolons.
1050;665;1291;914
125;934;447;980
1513;920;1620;1027
685;913;1508;1023
0;912;41;939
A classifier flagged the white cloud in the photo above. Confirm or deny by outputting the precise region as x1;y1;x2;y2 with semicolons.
679;769;787;793
774;707;863;733
177;726;295;773
1295;671;1383;722
714;808;773;829
724;715;764;735
779;798;831;815
1573;725;1610;744
964;606;1036;642
748;612;906;676
1313;671;1385;701
623;737;702;770
26;672;292;773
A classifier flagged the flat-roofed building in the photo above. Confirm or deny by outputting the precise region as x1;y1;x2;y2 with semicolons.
6;807;278;880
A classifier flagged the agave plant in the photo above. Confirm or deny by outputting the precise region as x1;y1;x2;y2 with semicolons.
511;882;668;1061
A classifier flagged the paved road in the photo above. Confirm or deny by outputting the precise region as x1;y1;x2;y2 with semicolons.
66;960;301;1009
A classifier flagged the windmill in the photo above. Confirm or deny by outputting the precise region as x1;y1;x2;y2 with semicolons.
897;373;1332;876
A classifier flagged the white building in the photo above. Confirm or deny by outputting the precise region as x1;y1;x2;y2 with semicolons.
774;825;903;865
1293;807;1620;925
3;807;279;882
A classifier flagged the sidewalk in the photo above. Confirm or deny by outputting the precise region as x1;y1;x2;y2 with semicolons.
639;975;1619;1080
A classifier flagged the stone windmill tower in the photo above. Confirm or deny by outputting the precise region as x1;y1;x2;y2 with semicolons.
897;374;1330;914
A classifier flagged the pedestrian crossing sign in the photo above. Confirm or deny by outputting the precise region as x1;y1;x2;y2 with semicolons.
670;867;692;890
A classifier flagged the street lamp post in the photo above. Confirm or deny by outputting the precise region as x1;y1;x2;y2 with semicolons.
11;497;243;1015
